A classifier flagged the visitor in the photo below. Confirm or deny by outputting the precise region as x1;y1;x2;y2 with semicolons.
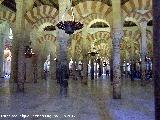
105;64;110;77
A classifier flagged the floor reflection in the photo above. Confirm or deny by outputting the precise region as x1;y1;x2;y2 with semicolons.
0;76;154;120
60;86;68;97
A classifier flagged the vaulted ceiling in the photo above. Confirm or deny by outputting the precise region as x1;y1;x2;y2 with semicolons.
1;0;130;12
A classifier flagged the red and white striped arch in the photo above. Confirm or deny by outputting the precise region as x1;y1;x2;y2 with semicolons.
122;0;152;17
25;5;58;26
37;34;56;44
68;1;111;21
87;31;110;41
0;11;16;24
122;0;152;23
72;31;82;42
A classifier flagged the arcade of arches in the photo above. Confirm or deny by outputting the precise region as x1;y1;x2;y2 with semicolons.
0;0;160;120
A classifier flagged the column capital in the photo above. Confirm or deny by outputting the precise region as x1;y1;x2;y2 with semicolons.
112;30;124;41
139;19;147;29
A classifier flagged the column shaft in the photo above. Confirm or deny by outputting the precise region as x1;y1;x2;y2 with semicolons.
112;0;123;99
32;53;38;83
25;58;33;82
140;21;148;85
14;0;26;91
82;51;88;84
81;28;88;84
37;55;45;80
50;52;56;80
130;36;135;81
90;57;94;80
110;52;113;82
72;59;77;80
0;34;4;77
57;30;70;87
112;33;122;99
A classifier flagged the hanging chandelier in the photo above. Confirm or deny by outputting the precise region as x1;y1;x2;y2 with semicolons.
88;47;98;56
56;0;83;35
24;42;35;58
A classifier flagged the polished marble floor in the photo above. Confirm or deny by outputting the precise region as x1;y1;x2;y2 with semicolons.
0;76;154;120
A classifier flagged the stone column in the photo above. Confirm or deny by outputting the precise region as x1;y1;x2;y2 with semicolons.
98;58;102;77
24;27;33;83
37;54;46;80
112;0;123;99
32;51;38;83
72;58;77;79
81;29;89;84
95;61;97;78
57;0;71;90
82;51;88;84
11;38;19;83
50;52;56;80
153;0;160;119
90;57;94;80
139;20;148;86
57;30;70;87
0;33;4;78
112;32;123;99
15;0;26;91
25;58;33;82
70;39;77;79
130;33;135;81
110;51;113;83
125;52;128;77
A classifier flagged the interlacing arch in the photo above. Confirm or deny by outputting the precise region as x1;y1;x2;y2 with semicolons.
147;30;152;41
85;17;110;29
125;12;143;23
37;34;56;44
121;30;141;59
123;29;141;40
25;5;58;26
32;17;56;29
132;30;141;43
67;1;111;21
143;10;152;22
123;11;152;25
80;13;109;27
0;11;16;24
123;30;134;37
122;0;152;17
122;30;141;51
72;31;82;43
87;31;110;41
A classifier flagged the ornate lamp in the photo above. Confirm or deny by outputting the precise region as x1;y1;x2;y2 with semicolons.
57;21;83;35
56;0;83;35
88;47;98;56
88;51;98;56
24;42;35;58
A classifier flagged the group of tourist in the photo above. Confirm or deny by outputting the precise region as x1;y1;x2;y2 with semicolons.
122;59;152;80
